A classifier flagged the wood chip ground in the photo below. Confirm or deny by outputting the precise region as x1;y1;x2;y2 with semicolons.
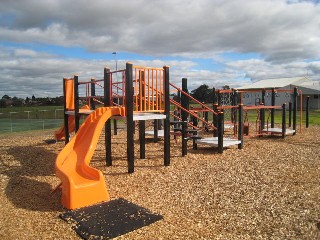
0;126;320;239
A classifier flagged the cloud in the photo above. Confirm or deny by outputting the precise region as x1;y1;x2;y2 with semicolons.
1;0;320;98
0;0;320;62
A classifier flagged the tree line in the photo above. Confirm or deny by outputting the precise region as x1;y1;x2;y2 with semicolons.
0;94;64;108
1;84;230;108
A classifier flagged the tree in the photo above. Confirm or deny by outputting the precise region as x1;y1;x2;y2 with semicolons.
12;96;24;107
190;84;213;103
0;99;6;108
2;95;11;100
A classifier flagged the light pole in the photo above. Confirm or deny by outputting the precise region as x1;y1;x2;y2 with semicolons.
112;52;119;105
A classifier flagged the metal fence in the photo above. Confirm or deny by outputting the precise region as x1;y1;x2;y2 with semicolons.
0;109;64;134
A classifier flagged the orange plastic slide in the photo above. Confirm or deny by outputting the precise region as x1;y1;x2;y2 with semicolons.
54;105;90;141
55;106;126;209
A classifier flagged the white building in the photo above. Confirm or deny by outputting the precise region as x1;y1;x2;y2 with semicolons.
237;77;320;110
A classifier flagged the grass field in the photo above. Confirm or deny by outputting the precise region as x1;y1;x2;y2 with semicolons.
0;105;319;134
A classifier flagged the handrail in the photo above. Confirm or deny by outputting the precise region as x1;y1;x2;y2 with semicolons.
169;82;218;116
170;99;217;130
169;112;200;129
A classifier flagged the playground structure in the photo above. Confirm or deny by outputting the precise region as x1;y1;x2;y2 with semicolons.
211;87;303;137
54;61;309;210
55;62;171;209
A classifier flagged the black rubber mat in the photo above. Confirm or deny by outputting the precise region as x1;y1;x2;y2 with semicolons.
60;198;163;239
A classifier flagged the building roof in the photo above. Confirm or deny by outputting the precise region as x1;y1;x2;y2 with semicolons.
238;77;310;90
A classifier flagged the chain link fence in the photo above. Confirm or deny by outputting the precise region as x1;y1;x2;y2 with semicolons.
0;109;64;134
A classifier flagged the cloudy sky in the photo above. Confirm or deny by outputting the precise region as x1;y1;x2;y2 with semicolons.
1;0;320;98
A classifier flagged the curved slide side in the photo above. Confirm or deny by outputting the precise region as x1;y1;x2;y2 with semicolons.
55;106;126;209
54;105;90;141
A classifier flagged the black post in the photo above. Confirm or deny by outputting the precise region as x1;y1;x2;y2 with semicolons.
232;89;238;124
104;67;112;166
63;78;70;144
282;103;286;139
74;75;80;132
113;119;117;135
163;66;170;166
306;96;310;128
126;62;135;173
293;87;298;135
218;111;224;154
271;88;276;128
217;90;222;106
213;103;218;137
90;78;96;110
238;104;243;149
261;89;266;128
181;78;189;156
259;103;264;135
153;119;159;143
139;120;146;159
288;102;292;127
192;115;198;150
212;87;217;105
182;120;187;156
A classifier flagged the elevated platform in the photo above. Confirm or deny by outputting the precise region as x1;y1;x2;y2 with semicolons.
262;128;295;135
133;112;166;121
196;137;241;147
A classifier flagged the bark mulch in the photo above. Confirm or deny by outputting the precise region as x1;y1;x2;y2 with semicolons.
0;126;319;239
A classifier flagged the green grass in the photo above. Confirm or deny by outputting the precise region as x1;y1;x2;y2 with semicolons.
0;105;64;119
0;104;319;135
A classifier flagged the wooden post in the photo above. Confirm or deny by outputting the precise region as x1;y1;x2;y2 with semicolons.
90;78;96;110
192;114;198;150
104;67;112;166
288;102;292;128
139;120;146;159
271;88;276;128
218;111;224;154
282;103;286;139
213;103;218;137
238;104;243;149
181;78;189;156
163;66;170;166
293;87;298;135
126;62;135;173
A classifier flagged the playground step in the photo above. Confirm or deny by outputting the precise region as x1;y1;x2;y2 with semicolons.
170;121;183;125
185;135;203;141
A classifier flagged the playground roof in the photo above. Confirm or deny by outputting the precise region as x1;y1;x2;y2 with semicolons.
238;76;310;90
